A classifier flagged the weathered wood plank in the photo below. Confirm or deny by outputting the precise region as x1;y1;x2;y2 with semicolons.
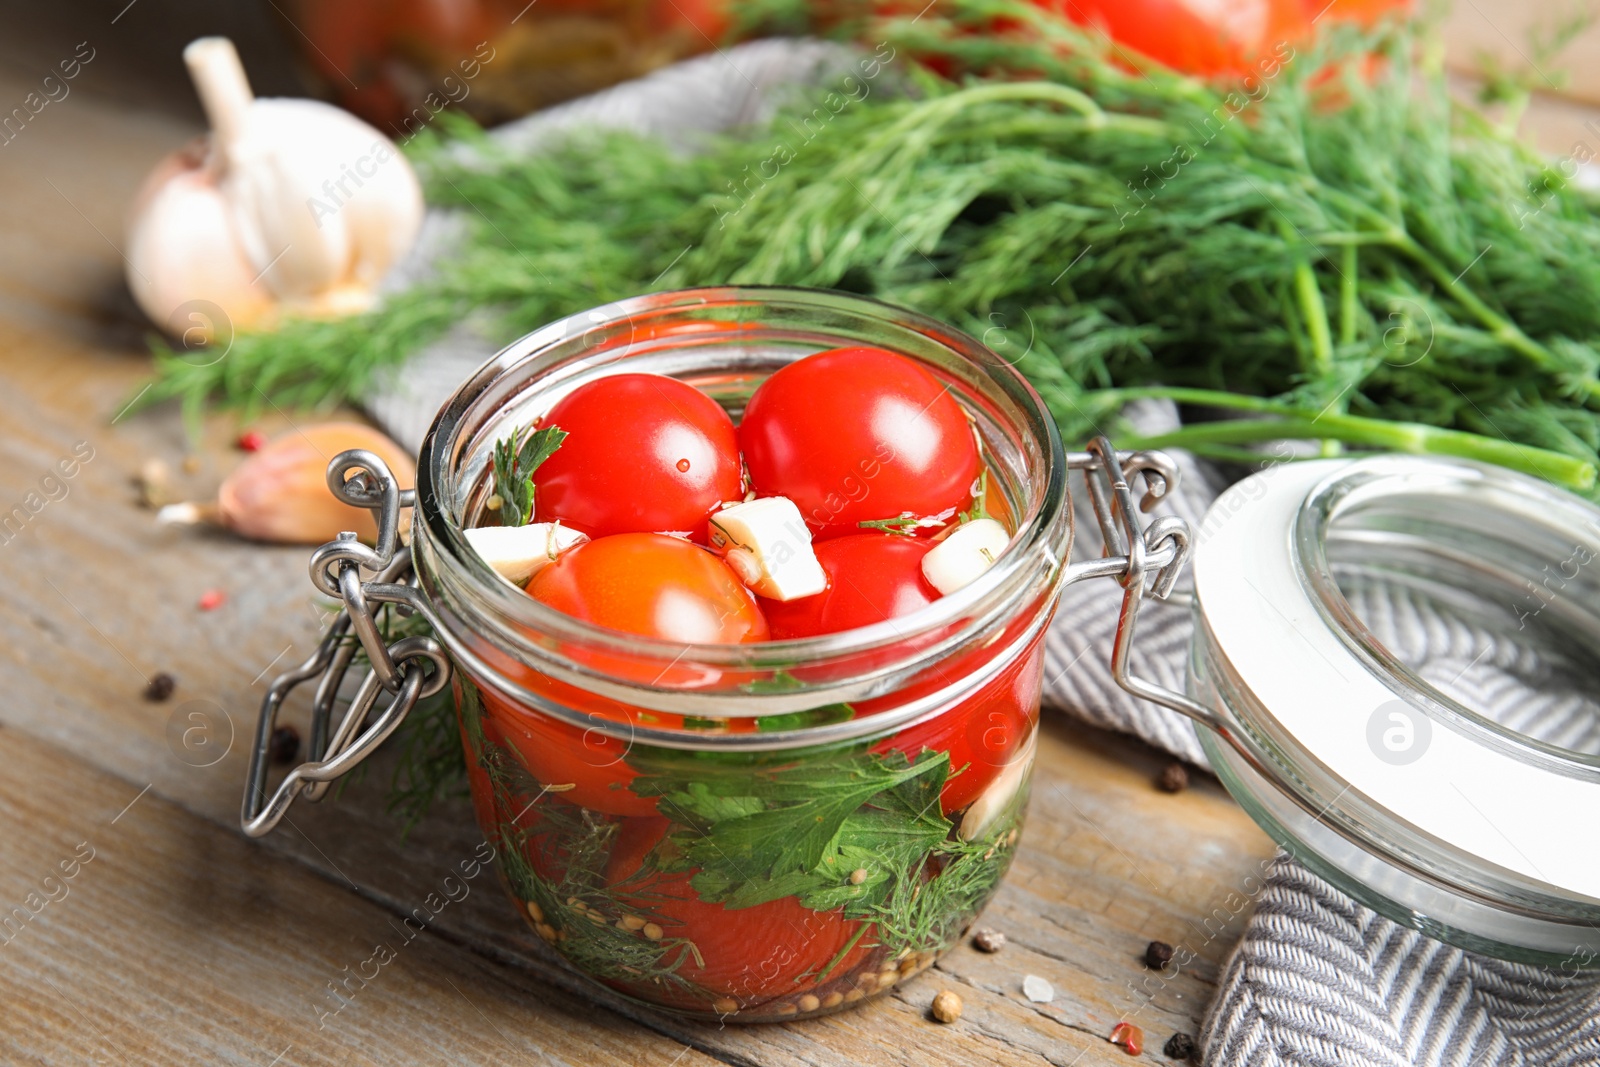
0;728;721;1067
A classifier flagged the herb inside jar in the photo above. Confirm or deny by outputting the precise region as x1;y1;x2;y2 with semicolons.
459;675;1029;1014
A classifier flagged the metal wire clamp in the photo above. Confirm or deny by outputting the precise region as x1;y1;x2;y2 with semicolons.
241;451;450;838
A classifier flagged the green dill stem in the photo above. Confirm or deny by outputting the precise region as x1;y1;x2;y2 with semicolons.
1120;413;1597;491
1279;220;1334;377
1338;244;1359;348
813;921;871;984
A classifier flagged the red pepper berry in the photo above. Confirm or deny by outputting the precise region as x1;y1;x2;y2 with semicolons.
235;430;267;452
1110;1021;1144;1056
197;588;226;611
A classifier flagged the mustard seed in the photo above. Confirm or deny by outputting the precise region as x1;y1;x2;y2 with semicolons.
931;990;963;1023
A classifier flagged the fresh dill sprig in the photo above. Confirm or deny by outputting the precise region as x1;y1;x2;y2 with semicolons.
857;514;923;535
131;1;1600;498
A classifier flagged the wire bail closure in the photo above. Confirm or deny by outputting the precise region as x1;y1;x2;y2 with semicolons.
242;450;449;838
241;440;1203;838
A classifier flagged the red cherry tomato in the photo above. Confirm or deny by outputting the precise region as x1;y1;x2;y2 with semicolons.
602;819;874;1006
481;685;661;817
473;535;768;817
872;632;1045;814
764;534;940;639
527;533;769;644
739;347;979;540
534;374;742;540
1042;0;1307;79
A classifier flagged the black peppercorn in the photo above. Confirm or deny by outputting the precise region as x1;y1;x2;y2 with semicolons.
1144;940;1175;969
269;724;301;765
1164;1032;1197;1060
1158;761;1189;793
144;672;176;702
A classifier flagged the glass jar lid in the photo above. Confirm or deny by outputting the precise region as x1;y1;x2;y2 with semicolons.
1191;455;1600;960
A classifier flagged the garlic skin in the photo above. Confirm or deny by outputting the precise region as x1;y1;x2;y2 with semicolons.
126;37;423;337
159;422;415;544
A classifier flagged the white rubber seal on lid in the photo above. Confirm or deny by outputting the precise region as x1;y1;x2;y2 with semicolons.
1194;459;1600;898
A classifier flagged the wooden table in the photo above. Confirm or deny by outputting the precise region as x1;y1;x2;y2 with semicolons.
0;5;1575;1064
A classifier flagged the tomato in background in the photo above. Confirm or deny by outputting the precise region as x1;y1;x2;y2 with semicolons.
534;374;742;540
1302;0;1411;26
528;533;768;643
277;0;729;128
763;534;940;639
739;347;979;540
1041;0;1308;78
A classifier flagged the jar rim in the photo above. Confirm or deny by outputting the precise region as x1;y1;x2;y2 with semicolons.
1295;457;1600;776
412;286;1072;724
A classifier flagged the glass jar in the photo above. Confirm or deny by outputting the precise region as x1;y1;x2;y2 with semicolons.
404;287;1071;1020
1186;455;1600;966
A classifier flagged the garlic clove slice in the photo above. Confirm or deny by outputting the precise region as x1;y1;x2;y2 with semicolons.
707;496;827;601
463;523;589;586
921;518;1011;596
958;728;1036;842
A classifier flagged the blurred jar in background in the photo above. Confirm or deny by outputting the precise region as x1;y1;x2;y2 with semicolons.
276;0;727;131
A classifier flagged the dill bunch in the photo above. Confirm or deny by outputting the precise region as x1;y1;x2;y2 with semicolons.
137;0;1600;493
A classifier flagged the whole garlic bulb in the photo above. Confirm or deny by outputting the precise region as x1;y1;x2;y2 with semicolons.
126;37;424;338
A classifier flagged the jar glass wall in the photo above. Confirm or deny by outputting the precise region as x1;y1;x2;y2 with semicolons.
412;288;1072;1020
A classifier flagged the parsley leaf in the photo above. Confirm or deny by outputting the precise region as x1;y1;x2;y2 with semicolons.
633;748;953;914
490;424;568;526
